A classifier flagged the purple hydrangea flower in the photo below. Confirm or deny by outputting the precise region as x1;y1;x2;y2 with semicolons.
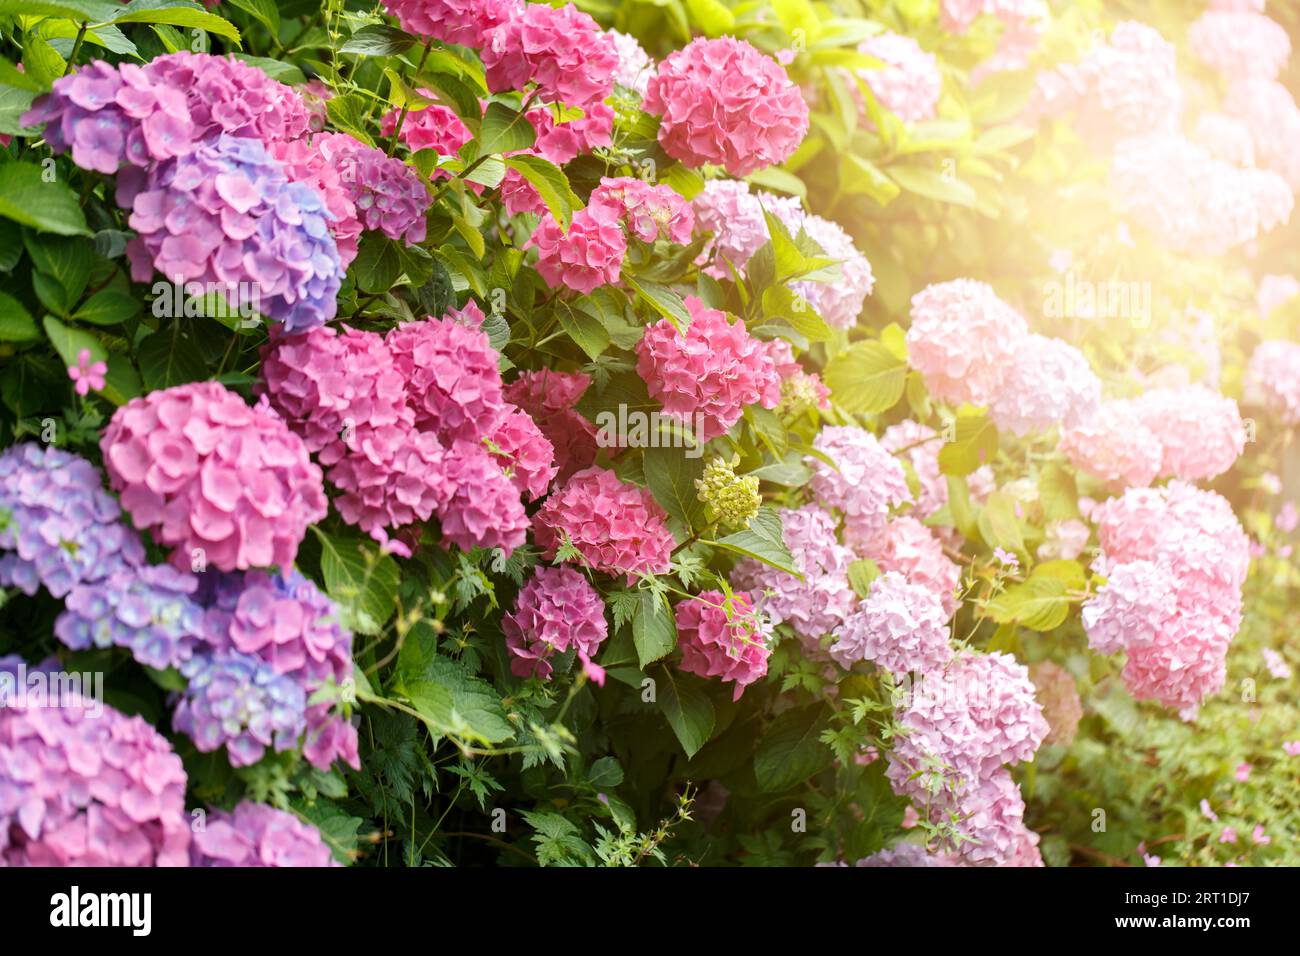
0;443;144;598
55;564;206;670
173;650;308;768
191;800;338;867
124;134;342;333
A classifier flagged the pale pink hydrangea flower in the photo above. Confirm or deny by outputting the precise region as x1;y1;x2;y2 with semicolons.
906;279;1029;406
1195;113;1256;167
848;515;961;617
635;296;781;441
938;771;1044;867
675;590;772;700
990;334;1100;436
808;426;911;541
590;176;694;244
855;32;941;123
1028;660;1082;747
787;213;875;330
504;565;608;682
1257;274;1300;315
1245;340;1300;425
879;420;993;521
1188;11;1290;81
643;36;809;176
691;178;771;279
1037;518;1090;562
1059;399;1163;489
1130;385;1246;482
1224;77;1300;188
608;29;654;96
831;571;953;676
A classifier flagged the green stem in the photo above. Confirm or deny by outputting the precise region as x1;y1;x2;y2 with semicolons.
386;39;435;157
64;23;87;75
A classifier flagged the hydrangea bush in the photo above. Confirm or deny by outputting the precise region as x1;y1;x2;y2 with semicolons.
1;0;1299;869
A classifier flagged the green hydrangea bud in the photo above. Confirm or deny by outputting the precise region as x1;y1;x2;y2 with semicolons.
695;455;761;530
778;372;826;422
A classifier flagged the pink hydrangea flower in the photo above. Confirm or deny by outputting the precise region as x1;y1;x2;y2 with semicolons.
831;571;953;676
532;466;675;581
386;316;506;443
1037;518;1090;562
382;100;474;156
524;201;627;294
808;425;911;540
937;770;1044;867
691;178;772;279
436;441;530;553
315;132;430;247
850;516;962;617
192;801;337;867
1224;77;1300;188
731;504;857;648
1257;273;1300;315
102;382;327;573
1188;11;1290;81
635;296;782;442
643;36;809;176
1195;113;1257;167
504;565;609;681
503;369;596;483
486;404;557;501
1129;385;1246;482
906;279;1029;406
1029;660;1082;748
1246;340;1300;425
1059;399;1163;489
590;176;694;244
609;29;654;96
675;590;772;700
482;2;617;108
381;0;519;49
856;843;959;867
880;420;993;521
855;32;941;123
990;334;1101;436
67;348;107;396
0;678;190;866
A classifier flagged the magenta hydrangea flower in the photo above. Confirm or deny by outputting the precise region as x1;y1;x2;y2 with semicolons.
503;370;596;482
906;279;1029;407
0;443;144;598
831;571;953;676
125;134;342;333
691;179;772;279
56;564;206;670
381;0;519;48
482;2;617;108
101;381;328;573
504;565;608;681
1058;399;1163;489
1188;10;1290;81
524;201;627;294
886;651;1048;801
487;404;558;501
532;466;675;581
635;296;781;442
808;426;911;540
1130;385;1246;482
1246;339;1300;425
643;37;809;176
436;441;530;553
590;176;694;244
174;650;308;767
381;100;474;156
315;132;429;246
191;801;337;867
850;516;962;618
855;32;942;123
990;334;1101;436
675;590;772;700
731;504;857;648
386;317;506;443
0;685;190;866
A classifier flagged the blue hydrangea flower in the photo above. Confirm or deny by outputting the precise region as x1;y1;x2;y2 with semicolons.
173;651;307;767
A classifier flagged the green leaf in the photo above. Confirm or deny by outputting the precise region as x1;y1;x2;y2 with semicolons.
986;577;1070;632
643;445;705;529
341;23;412;55
325;93;375;146
656;666;715;758
351;234;403;293
978;490;1024;554
503;154;581;230
938;413;998;477
823;340;906;414
586;756;624;789
223;0;278;33
109;0;242;46
840;154;900;205
24;233;90;311
0;0;118;21
707;507;798;575
754;706;833;792
0;291;37;341
413;70;482;133
887;164;977;207
73;288;140;326
315;528;401;635
554;298;609;360
397;654;514;745
136;325;207;390
632;590;676;668
1038;462;1080;522
42;314;137;405
0;164;90;236
848;558;880;598
232;54;302;84
1031;559;1086;592
22;36;65;88
683;0;734;34
622;275;691;328
478;101;536;155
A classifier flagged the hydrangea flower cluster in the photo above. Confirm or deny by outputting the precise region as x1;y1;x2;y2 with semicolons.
591;177;694;245
808;425;911;542
635;296;782;441
1188;10;1290;81
732;505;857;648
1224;78;1300;188
886;651;1048;865
503;369;596;483
691;179;773;279
1029;661;1083;748
695;455;762;531
609;29;654;96
482;2;616;109
773;206;875;330
675;590;772;700
381;101;473;157
524;201;627;294
854;32;942;123
532;467;675;581
989;334;1100;437
0;443;144;598
643;37;809;176
125;135;342;332
487;405;559;501
381;0;519;49
1058;399;1163;488
504;566;609;681
850;516;962;618
0;688;190;866
191;801;337;867
856;843;959;867
174;650;308;767
1245;340;1300;425
55;564;206;670
831;571;952;676
1082;483;1250;717
101;381;328;572
880;420;994;521
1195;112;1257;167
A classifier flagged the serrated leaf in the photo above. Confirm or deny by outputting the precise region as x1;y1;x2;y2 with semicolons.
754;706;832;792
0;164;89;236
110;0;242;46
136;325;207;390
0;291;38;341
398;655;514;745
642;444;705;530
632;590;676;668
656;666;715;758
478;101;536;155
73;288;140;326
938;413;998;477
978;491;1024;554
503;154;581;230
555;298;609;360
315;528;400;635
986;577;1070;632
707;507;798;575
823;340;906;414
341;23;413;55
